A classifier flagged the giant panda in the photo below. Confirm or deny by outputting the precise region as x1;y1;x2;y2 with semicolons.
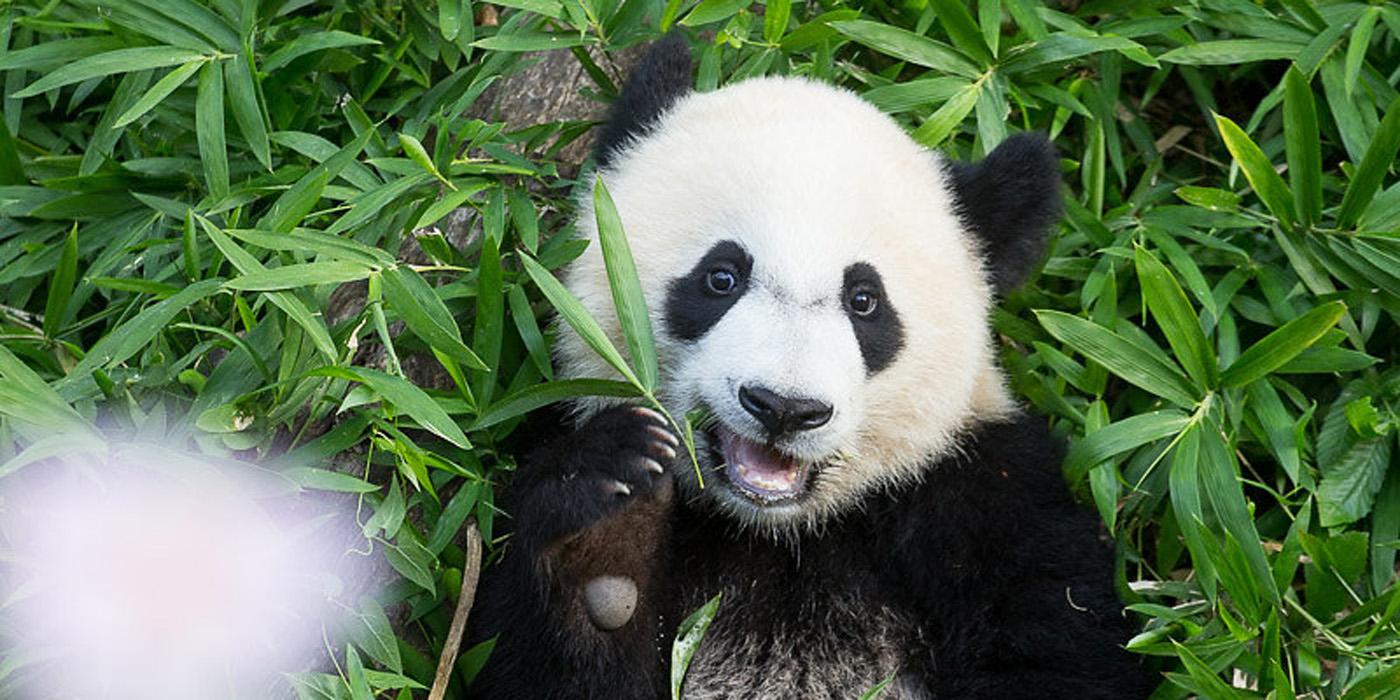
469;34;1151;699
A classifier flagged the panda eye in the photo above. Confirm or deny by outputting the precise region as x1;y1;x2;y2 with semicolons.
705;267;739;295
847;287;878;317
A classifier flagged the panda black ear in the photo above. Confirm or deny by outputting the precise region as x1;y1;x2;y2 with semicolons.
944;132;1062;295
593;34;693;169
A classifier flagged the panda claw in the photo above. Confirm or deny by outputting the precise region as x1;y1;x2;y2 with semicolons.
607;480;633;497
633;407;669;427
641;458;665;475
646;425;680;448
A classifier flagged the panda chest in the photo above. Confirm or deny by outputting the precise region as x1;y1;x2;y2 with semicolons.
675;569;930;699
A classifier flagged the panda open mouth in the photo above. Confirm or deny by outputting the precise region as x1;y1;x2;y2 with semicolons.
713;426;814;504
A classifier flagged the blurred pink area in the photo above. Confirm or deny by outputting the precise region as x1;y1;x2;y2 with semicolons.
0;443;379;698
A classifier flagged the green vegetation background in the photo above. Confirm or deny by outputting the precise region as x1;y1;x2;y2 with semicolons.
1;0;1398;697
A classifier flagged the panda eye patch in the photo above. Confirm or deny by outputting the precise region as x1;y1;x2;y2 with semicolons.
705;267;739;295
664;240;753;342
842;262;904;374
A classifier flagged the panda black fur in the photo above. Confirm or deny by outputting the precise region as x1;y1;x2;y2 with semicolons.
469;35;1152;699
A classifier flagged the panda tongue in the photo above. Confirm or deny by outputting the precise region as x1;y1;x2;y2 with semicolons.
719;429;809;501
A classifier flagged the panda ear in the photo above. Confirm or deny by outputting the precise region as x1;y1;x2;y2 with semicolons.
944;132;1062;295
593;34;693;169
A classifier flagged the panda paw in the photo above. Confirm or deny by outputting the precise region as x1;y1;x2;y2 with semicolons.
567;405;678;498
530;405;679;536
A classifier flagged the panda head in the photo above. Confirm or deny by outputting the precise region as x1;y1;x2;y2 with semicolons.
557;36;1062;533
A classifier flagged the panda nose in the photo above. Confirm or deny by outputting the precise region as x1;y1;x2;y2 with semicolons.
738;385;834;436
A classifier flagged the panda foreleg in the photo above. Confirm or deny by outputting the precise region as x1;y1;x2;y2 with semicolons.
471;405;677;698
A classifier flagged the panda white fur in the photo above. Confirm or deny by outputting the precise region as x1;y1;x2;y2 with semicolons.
469;35;1151;699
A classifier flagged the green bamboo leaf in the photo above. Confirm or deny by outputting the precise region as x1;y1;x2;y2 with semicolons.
225;261;374;290
414;181;491;230
1221;301;1347;387
763;0;791;44
380;264;490;372
1337;96;1400;229
13;46;209;97
400;133;448;185
113;58;207;127
470;33;591;52
195;60;229;198
1343;8;1380;98
0;118;24;186
226;47;271;170
1168;424;1217;599
1198;420;1278;606
830;20;981;78
262;169;328;234
910;81;980;147
42;224;79;337
1134;247;1217;389
978;0;1001;56
594;177;658;393
1159;39;1301;66
1063;409;1191;482
929;0;992;65
680;0;748;26
1246;380;1301;484
520;254;639;387
199;218;338;361
0;37;125;72
316;366;472;450
228;228;393;267
439;0;464;40
1035;310;1200;408
508;285;553;380
1172;642;1251;699
263;30;380;72
671;593;722;700
57;278;225;397
1005;33;1159;72
1214;113;1295;227
1175;186;1241;211
285;467;381;493
130;0;240;48
471;236;505;403
471;378;642;430
0;345;93;436
1283;66;1322;227
508;187;540;253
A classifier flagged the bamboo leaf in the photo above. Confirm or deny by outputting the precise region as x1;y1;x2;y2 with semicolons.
1214;113;1295;227
1035;310;1200;408
14;46;209;97
226;46;271;170
1221;301;1347;387
1283;66;1322;227
1337;96;1400;229
1135;247;1218;389
225;261;375;291
42;225;79;337
113;58;206;127
520;254;639;387
379;264;491;374
594;177;659;393
830;20;981;78
195;60;229;198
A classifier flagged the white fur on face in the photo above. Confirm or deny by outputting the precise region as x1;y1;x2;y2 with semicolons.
557;77;1011;531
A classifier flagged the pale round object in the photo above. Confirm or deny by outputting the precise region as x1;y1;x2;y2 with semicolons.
582;575;639;631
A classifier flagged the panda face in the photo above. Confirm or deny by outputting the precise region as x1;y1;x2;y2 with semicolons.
558;77;1020;532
